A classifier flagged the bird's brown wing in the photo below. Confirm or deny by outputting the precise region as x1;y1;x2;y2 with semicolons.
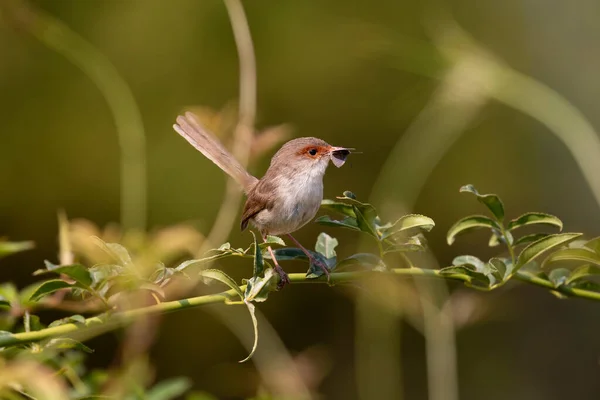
240;179;276;231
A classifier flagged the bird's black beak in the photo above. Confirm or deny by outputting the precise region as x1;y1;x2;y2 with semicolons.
329;147;353;168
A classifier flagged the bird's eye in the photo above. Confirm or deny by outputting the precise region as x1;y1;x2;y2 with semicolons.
308;148;318;156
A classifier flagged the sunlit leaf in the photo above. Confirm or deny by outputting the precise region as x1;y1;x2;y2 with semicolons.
447;215;500;245
514;233;582;273
244;269;277;303
147;377;192;400
29;280;74;301
315;233;338;259
508;212;563;231
381;214;435;239
0;283;18;305
439;265;490;288
0;240;34;259
264;235;285;247
335;192;379;238
460;184;505;221
542;248;600;268
567;265;600;285
453;255;497;286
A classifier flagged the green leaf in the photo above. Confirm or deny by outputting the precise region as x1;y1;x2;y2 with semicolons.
147;377;192;400
29;280;74;301
198;269;258;363
0;240;34;259
452;255;497;286
34;264;93;289
381;214;435;239
315;215;360;231
336;253;386;271
264;235;285;247
244;269;278;302
335;192;379;238
567;265;600;284
542;248;600;268
315;233;338;259
384;234;428;254
514;233;582;273
548;268;571;287
583;237;600;253
508;212;563;231
439;265;490;288
320;199;356;218
514;233;550;246
92;237;133;266
447;215;500;245
452;255;485;270
460;184;505;221
489;258;509;281
45;338;94;353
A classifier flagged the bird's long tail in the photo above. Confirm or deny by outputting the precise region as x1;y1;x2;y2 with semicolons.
173;112;258;193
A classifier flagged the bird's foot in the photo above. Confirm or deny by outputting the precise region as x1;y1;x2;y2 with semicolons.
274;265;290;290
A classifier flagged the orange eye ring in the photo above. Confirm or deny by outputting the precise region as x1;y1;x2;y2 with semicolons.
308;148;318;156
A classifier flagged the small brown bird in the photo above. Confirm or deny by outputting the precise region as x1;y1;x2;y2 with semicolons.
173;112;351;288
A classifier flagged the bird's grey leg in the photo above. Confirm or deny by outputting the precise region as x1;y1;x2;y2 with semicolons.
287;234;331;281
263;233;290;289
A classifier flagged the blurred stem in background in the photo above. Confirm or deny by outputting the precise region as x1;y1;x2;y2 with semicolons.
1;0;147;232
198;0;257;256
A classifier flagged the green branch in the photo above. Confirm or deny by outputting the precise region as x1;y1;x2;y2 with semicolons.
1;267;599;349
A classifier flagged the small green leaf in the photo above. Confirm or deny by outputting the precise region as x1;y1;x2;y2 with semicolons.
0;283;18;304
439;265;490;287
452;255;485;270
515;233;582;272
567;265;600;284
508;212;563;231
29;280;74;301
147;377;192;400
244;269;277;302
0;240;34;259
460;184;505;221
447;215;500;245
264;235;285;247
315;233;338;259
45;338;94;353
542;248;600;268
381;214;435;239
320;199;356;218
315;215;360;231
489;258;509;281
514;233;550;246
548;268;571;287
336;253;386;271
34;264;93;288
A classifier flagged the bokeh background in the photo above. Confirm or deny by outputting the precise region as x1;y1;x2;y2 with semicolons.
2;0;600;399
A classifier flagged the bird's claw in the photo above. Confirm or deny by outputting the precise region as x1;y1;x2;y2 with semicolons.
275;265;290;290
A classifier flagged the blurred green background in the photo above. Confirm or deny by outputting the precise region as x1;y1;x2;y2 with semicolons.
2;0;600;399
